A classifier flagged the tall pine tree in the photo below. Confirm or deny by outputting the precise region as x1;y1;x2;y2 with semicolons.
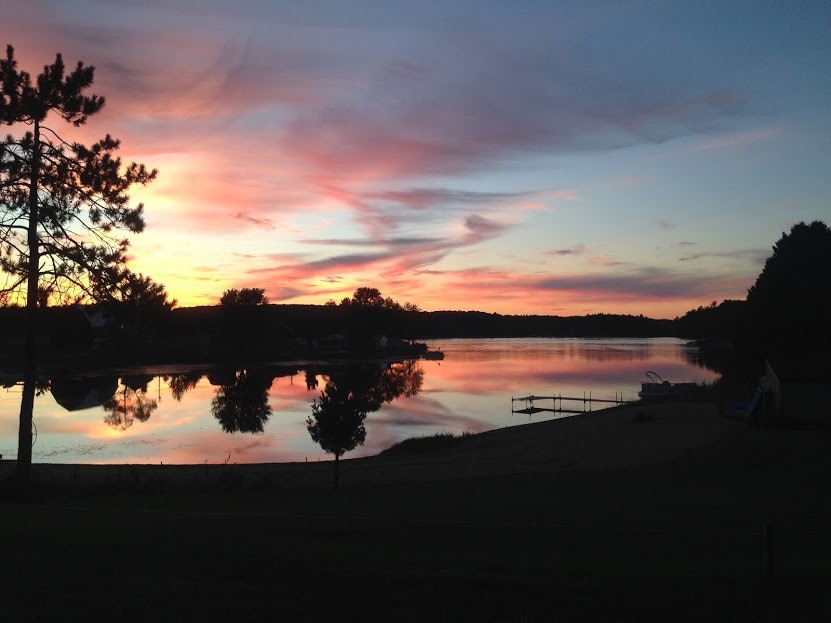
0;45;159;485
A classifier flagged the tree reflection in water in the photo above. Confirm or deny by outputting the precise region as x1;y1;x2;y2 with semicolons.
307;359;423;489
164;371;203;401
210;369;273;433
304;367;319;391
102;375;159;431
372;359;424;402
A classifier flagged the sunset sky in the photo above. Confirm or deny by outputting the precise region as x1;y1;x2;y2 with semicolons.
5;0;830;317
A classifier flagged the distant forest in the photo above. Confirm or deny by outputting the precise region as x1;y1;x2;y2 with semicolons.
0;298;738;346
0;219;827;373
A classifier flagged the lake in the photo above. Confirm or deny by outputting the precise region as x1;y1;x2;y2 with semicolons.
0;337;719;465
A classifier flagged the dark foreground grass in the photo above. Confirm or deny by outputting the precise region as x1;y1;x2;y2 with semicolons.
3;423;831;622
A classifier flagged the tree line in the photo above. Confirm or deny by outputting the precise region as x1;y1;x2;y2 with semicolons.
2;216;829;360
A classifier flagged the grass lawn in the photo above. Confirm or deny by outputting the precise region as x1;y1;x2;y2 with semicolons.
3;413;831;621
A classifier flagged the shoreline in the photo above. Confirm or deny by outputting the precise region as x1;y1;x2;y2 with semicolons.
1;400;737;493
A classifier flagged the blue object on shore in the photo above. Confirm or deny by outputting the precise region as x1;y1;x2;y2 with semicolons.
725;387;765;422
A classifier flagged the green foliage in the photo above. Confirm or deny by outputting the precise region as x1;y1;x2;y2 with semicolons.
219;287;269;306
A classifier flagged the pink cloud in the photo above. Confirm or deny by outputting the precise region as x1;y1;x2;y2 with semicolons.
4;2;775;320
691;127;780;152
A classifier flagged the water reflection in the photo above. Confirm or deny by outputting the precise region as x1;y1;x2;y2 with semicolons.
0;338;721;465
51;377;118;411
164;372;202;401
443;339;662;363
682;342;735;376
102;375;159;431
210;369;273;433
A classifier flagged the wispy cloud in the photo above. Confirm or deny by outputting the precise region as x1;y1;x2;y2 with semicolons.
678;248;768;263
463;215;510;244
234;212;276;231
303;235;445;248
587;255;627;267
546;244;587;256
690;128;780;152
367;187;529;210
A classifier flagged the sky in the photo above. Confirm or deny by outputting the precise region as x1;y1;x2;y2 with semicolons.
4;0;830;318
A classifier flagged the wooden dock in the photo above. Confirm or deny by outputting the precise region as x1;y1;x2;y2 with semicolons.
511;391;629;416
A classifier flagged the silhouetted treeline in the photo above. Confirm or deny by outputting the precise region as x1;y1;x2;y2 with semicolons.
741;221;831;358
0;303;682;363
1;217;826;376
673;300;745;339
0;295;808;362
397;310;675;338
150;305;714;340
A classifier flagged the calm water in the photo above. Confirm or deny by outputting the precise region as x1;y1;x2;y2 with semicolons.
0;337;718;465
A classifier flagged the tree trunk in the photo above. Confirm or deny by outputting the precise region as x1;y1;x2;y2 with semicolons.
333;453;339;491
17;119;41;487
16;378;36;486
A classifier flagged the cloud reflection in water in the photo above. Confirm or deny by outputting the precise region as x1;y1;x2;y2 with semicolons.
0;338;719;464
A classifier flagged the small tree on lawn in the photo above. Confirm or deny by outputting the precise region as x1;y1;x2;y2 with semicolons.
307;381;368;491
306;361;423;490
